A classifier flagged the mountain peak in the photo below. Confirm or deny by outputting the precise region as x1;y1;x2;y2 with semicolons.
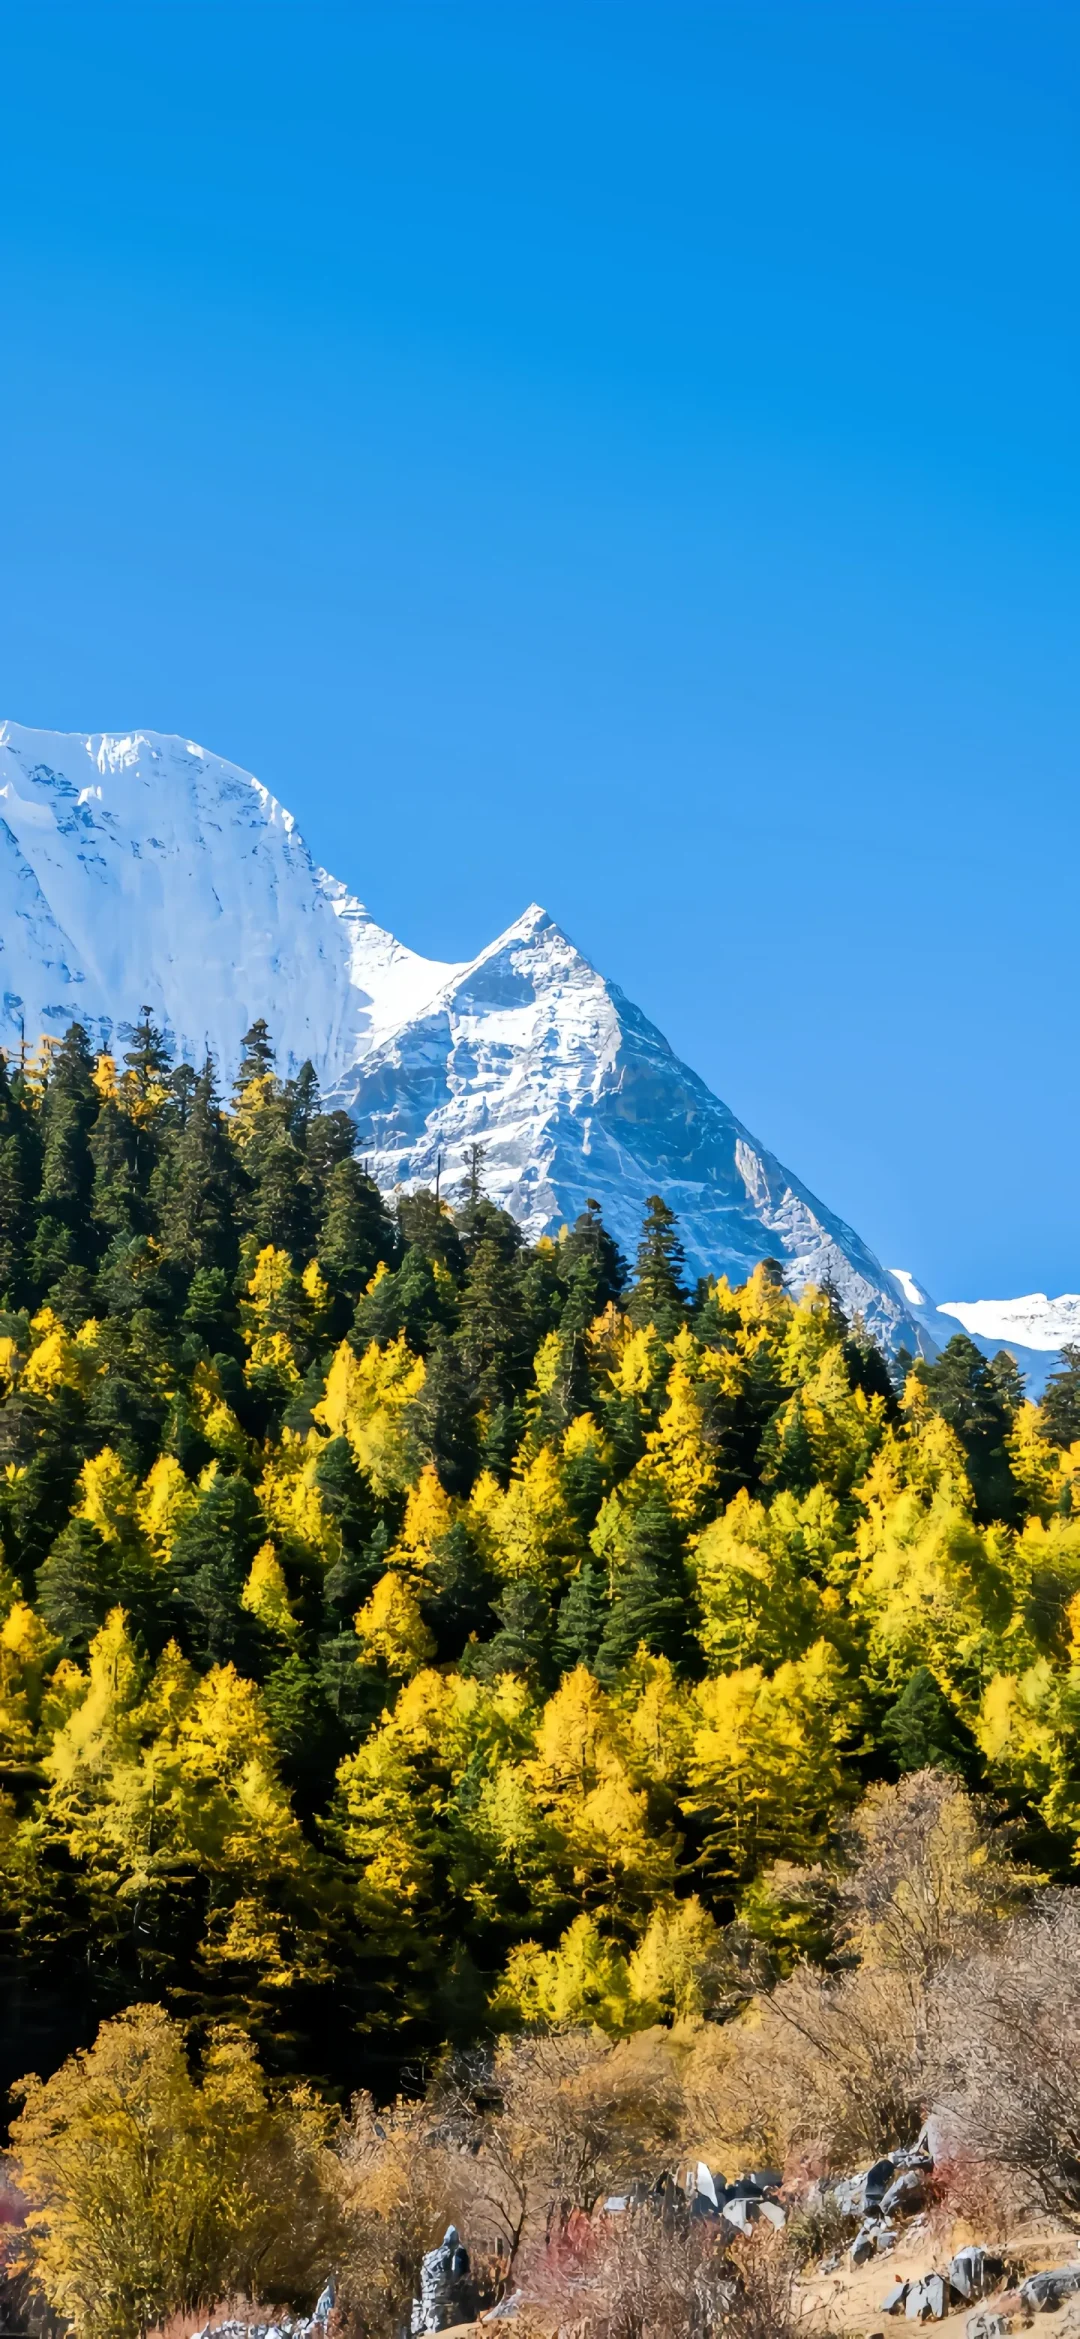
0;720;943;1356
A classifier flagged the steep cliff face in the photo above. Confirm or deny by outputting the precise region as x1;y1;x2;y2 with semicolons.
0;719;948;1353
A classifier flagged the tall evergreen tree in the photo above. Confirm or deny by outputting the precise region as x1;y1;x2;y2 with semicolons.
249;1132;314;1260
455;1237;530;1407
317;1158;396;1301
421;1518;493;1658
881;1665;978;1779
304;1108;358;1204
286;1060;320;1145
595;1491;691;1679
90;1099;139;1238
925;1333;1024;1523
121;1006;172;1096
0;1054;39;1298
554;1557;608;1673
462;1579;554;1686
167;1469;264;1666
760;1394;817;1496
560;1199;627;1313
156;1064;241;1274
397;1188;464;1277
1042;1346;1080;1449
626;1194;688;1337
406;1335;480;1495
353;1245;454;1353
234;1018;276;1094
120;1007;172;1186
30;1024;98;1284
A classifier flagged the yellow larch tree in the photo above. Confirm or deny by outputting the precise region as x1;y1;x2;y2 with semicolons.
684;1639;859;1883
316;1333;425;1497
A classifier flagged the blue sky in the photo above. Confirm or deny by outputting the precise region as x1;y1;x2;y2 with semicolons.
0;2;1076;1302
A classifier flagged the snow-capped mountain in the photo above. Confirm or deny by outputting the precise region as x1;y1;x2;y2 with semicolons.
0;720;1063;1373
326;902;925;1351
0;721;459;1076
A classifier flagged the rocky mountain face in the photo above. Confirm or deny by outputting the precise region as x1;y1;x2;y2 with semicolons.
326;902;926;1352
0;719;1040;1365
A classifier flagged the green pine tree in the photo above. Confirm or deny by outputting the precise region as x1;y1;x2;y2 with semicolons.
595;1491;690;1679
156;1065;240;1274
881;1665;978;1779
30;1024;98;1285
167;1468;264;1666
234;1017;276;1093
462;1579;554;1687
90;1098;140;1238
554;1557;609;1673
317;1158;396;1301
626;1195;688;1338
406;1335;479;1496
1042;1346;1080;1449
925;1333;1023;1523
560;1198;627;1312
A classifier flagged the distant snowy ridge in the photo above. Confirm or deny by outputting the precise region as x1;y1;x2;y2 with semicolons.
882;1272;1073;1395
937;1293;1080;1353
0;720;1067;1375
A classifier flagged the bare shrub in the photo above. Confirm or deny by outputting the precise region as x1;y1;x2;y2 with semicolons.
682;1960;925;2170
432;2030;685;2266
335;2031;685;2336
677;1773;1032;2178
336;2092;465;2339
783;2195;855;2270
931;1891;1080;2219
520;2214;802;2339
839;1772;1031;1984
927;2151;1033;2241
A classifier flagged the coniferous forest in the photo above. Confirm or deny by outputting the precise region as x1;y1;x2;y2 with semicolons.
1;1010;1079;2104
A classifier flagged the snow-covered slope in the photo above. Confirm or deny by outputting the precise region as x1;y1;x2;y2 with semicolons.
326;902;926;1351
0;720;1061;1370
0;722;457;1074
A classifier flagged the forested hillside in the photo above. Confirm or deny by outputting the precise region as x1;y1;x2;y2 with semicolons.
0;1012;1078;2100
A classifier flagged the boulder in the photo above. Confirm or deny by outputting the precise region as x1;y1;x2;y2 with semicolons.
721;2199;753;2235
967;2316;1020;2339
949;2249;1003;2304
881;2169;929;2219
905;2275;950;2321
882;2283;910;2316
695;2162;719;2209
852;2222;898;2268
1019;2267;1080;2313
866;2160;898;2211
